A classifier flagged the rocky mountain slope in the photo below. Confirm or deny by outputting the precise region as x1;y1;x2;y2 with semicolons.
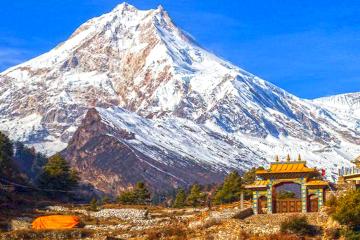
1;3;359;191
61;107;242;193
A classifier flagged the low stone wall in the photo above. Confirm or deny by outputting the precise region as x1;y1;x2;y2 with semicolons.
89;208;149;220
44;205;150;220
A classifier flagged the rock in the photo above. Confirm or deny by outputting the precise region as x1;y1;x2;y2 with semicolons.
44;205;88;215
188;208;253;230
84;224;131;231
209;207;253;220
10;217;32;230
45;206;70;212
188;216;221;230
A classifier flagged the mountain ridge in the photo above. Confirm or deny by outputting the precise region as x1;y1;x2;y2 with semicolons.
1;3;359;190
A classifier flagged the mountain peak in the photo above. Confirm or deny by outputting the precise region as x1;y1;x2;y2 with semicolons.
110;2;166;16
112;2;138;12
1;3;359;182
157;4;164;11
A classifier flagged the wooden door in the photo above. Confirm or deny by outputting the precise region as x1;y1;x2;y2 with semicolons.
275;199;301;213
309;198;318;212
258;196;268;214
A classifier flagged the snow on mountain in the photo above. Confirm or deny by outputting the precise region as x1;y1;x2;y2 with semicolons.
95;106;262;171
95;106;358;181
314;92;360;111
313;93;360;132
0;2;359;182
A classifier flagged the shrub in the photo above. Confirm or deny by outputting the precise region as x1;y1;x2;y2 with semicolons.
326;193;337;207
280;216;318;236
145;224;187;240
340;228;360;240
258;233;302;240
332;189;360;230
324;227;340;240
325;193;337;215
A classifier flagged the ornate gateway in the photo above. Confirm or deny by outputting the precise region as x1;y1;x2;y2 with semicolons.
245;155;329;214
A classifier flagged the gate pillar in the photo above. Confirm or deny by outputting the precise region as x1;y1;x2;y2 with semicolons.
301;183;307;213
318;189;324;209
267;182;273;214
253;191;258;215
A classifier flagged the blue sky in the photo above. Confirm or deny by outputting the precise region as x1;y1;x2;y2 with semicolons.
0;0;359;99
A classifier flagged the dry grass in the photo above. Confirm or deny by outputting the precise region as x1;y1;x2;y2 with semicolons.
215;200;251;210
144;224;188;240
0;201;326;239
0;229;94;240
249;233;322;240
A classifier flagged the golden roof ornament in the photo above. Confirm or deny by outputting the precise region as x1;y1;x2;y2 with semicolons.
286;154;291;162
275;155;279;162
298;154;302;161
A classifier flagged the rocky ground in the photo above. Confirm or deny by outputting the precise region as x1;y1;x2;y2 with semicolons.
0;202;330;240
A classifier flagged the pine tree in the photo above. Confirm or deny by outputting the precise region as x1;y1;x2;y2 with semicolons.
186;184;205;207
89;197;98;211
213;171;242;204
0;132;14;171
133;182;151;204
117;191;136;204
241;167;265;199
14;141;48;180
100;195;110;205
173;188;186;208
242;167;262;185
31;153;48;180
0;131;18;179
37;153;79;193
117;181;151;205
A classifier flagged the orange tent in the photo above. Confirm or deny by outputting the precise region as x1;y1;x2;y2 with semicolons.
32;215;80;230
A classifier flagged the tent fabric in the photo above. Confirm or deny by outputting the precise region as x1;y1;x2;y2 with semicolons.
32;215;80;230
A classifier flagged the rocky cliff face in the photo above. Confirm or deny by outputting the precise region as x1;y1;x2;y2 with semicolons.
61;108;228;193
1;3;360;191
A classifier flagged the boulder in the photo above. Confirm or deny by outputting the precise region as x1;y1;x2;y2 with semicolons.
10;217;32;230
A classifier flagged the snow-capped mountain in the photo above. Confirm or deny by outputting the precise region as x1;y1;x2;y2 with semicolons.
1;3;359;188
313;92;360;134
61;107;261;193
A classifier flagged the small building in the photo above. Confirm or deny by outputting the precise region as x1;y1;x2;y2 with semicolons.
245;155;329;214
338;155;360;188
